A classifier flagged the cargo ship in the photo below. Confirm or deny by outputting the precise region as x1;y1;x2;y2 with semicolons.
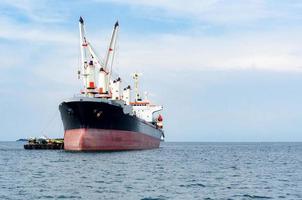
59;17;164;151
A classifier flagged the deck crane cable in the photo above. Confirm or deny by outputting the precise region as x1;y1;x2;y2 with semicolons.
77;42;81;80
87;42;105;68
40;110;59;137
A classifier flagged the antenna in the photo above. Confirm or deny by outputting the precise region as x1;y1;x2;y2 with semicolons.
144;91;149;101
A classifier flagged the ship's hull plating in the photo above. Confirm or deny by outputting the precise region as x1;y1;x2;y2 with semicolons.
59;98;163;151
64;128;160;151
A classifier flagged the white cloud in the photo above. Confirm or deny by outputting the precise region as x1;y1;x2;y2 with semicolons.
0;16;77;45
94;0;289;24
0;0;68;23
116;29;302;72
1;0;302;78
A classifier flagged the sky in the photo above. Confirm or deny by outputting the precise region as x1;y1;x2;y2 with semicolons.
1;0;302;141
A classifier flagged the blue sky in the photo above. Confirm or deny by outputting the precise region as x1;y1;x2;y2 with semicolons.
1;0;302;141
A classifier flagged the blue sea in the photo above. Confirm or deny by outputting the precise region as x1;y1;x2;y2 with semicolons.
0;142;301;200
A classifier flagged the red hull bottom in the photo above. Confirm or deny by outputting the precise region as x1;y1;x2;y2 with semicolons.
64;128;161;151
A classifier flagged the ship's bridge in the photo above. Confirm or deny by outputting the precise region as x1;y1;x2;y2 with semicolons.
131;101;163;122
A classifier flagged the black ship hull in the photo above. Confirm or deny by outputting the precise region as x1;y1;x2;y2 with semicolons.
59;98;163;150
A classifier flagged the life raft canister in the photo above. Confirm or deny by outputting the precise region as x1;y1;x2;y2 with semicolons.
157;114;163;128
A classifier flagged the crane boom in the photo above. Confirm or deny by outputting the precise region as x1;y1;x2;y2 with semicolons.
79;17;88;70
102;21;119;95
105;21;119;73
78;17;98;96
77;18;120;96
79;16;89;92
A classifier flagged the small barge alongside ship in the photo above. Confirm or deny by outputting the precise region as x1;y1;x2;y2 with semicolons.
24;138;64;150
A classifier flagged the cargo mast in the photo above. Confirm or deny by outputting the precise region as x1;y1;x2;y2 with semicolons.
79;17;96;96
105;21;119;94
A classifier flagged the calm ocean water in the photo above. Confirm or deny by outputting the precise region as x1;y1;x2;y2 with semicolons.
0;142;302;200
